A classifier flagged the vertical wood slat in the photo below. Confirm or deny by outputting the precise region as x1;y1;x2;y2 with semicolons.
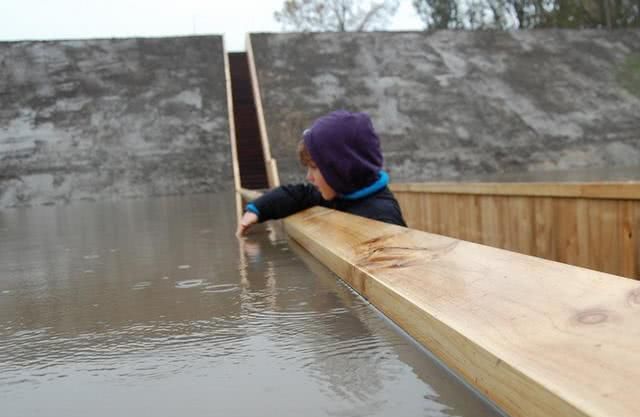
567;198;592;269
618;201;634;278
575;199;590;269
635;203;640;279
392;184;640;280
598;201;620;275
557;198;579;267
534;197;554;261
479;194;502;249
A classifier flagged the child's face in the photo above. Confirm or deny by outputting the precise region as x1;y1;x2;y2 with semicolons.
306;163;336;201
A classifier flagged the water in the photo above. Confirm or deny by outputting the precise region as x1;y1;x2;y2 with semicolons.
0;192;503;417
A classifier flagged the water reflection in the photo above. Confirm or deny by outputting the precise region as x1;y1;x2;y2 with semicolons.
286;237;504;417
0;192;503;417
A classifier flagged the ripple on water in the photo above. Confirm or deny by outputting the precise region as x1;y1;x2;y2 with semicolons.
175;279;205;289
202;284;239;294
132;282;152;290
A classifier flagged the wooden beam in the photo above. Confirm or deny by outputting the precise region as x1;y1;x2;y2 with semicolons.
245;34;280;188
283;207;640;417
390;182;640;200
223;48;244;223
238;187;263;202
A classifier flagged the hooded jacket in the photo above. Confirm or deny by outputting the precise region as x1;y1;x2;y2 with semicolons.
303;110;382;196
246;110;406;227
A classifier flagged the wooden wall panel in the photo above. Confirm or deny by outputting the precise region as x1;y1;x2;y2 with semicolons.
533;197;554;261
479;195;502;249
574;199;591;269
392;183;640;279
506;196;534;254
618;201;635;278
556;198;580;268
596;201;620;275
635;203;640;279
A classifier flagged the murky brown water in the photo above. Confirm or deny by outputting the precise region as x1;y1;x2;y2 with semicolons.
0;192;504;417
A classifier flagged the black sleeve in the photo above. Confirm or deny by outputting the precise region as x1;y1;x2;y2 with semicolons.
248;183;327;222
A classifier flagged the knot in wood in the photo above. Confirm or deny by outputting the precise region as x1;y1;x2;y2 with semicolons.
575;309;609;325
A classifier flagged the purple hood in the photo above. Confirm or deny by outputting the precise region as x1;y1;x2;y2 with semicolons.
303;110;383;196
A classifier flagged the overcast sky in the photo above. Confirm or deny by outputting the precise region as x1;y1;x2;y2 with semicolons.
0;0;424;51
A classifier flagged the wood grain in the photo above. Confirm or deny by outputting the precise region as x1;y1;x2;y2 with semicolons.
223;51;244;223
391;182;640;200
392;184;640;279
284;207;640;417
246;34;280;188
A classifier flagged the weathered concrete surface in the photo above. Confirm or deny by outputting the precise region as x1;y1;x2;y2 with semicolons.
249;30;640;184
0;36;231;208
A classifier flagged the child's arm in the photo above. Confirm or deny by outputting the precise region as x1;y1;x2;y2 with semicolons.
236;211;259;237
236;183;324;236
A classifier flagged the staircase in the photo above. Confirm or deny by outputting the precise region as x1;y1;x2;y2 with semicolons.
228;52;269;190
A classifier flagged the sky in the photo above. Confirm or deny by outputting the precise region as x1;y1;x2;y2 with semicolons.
0;0;424;51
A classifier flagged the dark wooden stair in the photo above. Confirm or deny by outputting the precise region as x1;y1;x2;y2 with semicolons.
228;52;269;190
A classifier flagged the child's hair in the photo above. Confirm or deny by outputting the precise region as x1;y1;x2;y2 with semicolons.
297;139;314;167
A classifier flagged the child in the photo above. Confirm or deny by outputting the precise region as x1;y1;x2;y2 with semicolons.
236;110;406;236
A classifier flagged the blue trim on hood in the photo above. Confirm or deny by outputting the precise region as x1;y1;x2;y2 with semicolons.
340;171;389;200
245;203;260;216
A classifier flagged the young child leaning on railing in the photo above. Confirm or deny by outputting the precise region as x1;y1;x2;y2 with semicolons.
236;110;406;237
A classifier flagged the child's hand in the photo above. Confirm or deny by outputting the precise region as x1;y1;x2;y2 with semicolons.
236;211;258;237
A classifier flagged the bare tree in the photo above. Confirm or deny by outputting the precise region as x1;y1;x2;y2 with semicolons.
413;0;638;29
274;0;400;31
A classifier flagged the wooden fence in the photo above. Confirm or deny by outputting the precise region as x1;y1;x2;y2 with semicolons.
284;207;640;417
390;182;640;279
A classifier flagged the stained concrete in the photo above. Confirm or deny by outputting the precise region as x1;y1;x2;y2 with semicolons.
0;36;231;208
249;30;640;185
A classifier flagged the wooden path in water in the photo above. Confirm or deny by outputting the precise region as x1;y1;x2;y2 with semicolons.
283;207;640;417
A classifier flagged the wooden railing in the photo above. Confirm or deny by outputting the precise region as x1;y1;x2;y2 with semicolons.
390;182;640;279
284;207;640;417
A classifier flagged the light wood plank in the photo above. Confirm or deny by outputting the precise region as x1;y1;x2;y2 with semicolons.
619;201;636;278
390;182;640;200
574;199;590;270
245;35;280;188
635;203;640;280
238;187;263;202
284;207;640;417
479;195;502;248
412;192;425;231
394;187;640;279
598;201;620;275
533;197;554;261
457;194;481;242
555;198;579;266
504;196;534;254
441;194;458;238
223;50;243;224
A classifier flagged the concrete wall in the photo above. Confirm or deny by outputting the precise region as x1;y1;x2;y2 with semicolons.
249;30;640;185
0;36;232;208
